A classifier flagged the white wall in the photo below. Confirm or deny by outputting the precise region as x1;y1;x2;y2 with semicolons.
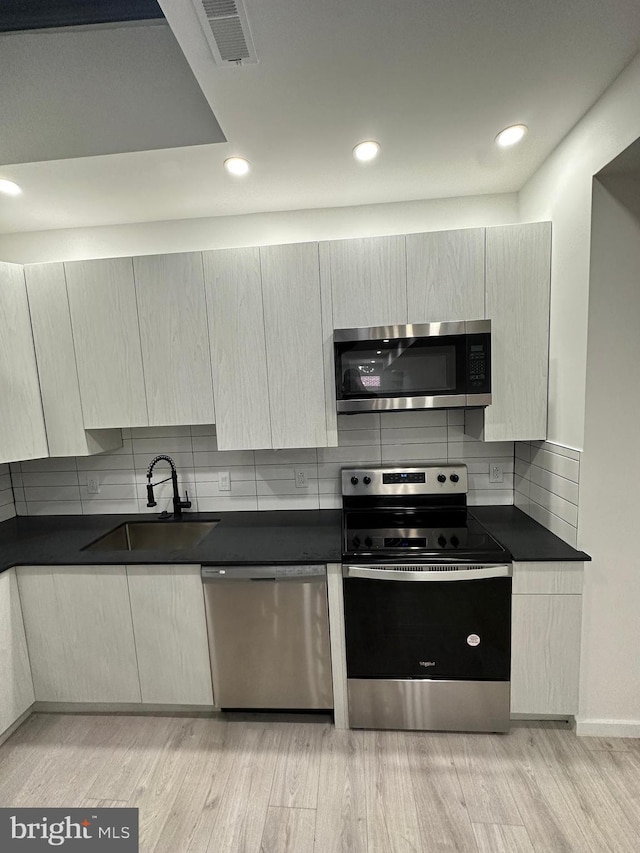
575;177;640;737
519;51;640;450
0;194;518;264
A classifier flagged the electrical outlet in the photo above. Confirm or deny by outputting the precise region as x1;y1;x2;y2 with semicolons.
219;471;231;491
295;468;308;488
87;476;100;494
489;463;504;484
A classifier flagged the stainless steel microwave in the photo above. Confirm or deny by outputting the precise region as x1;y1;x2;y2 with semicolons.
333;320;491;413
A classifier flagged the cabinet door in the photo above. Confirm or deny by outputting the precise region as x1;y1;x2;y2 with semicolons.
25;263;122;457
406;228;485;322
0;262;49;463
65;258;148;428
260;243;328;448
203;248;272;450
322;235;407;328
17;566;141;703
485;223;551;441
133;253;215;426
0;569;34;735
127;565;213;705
511;593;582;715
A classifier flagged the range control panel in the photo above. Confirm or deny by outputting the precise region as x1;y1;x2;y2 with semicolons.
341;465;468;496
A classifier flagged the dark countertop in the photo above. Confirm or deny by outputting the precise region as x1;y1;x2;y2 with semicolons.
470;506;590;562
0;506;588;575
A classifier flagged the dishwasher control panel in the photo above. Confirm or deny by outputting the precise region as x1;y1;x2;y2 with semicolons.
201;565;326;581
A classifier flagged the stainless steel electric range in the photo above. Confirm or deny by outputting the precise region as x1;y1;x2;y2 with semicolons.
341;464;512;733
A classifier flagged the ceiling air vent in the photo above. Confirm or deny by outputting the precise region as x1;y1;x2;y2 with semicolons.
192;0;258;65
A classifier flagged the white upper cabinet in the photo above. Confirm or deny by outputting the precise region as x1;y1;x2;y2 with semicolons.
133;253;215;426
260;242;328;448
65;258;148;429
24;263;122;457
322;235;407;329
203;248;272;450
484;222;551;441
406;228;485;322
0;262;49;463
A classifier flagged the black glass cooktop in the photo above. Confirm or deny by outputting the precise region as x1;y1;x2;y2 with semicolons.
342;508;510;561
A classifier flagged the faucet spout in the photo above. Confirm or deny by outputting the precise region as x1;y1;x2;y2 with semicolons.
146;455;192;518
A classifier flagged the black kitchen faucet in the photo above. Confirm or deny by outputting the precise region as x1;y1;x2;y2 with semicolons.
146;454;192;518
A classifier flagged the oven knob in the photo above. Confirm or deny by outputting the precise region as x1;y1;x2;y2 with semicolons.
438;535;447;547
350;476;359;485
450;473;459;483
364;536;372;548
363;476;371;485
352;536;361;548
450;535;459;548
437;474;446;483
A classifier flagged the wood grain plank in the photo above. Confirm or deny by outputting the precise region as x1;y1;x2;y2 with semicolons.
314;729;366;853
534;726;640;853
260;242;328;449
86;715;175;802
269;723;326;809
17;566;141;704
485;222;551;441
406;228;485;323
491;725;595;853
472;822;535;853
203;247;272;451
204;723;283;853
512;562;584;595
153;719;236;853
129;718;209;852
260;806;316;853
126;565;213;706
0;261;48;462
0;568;34;736
327;236;407;328
511;594;582;715
363;729;422;853
65;257;148;428
133;252;215;426
447;733;522;826
404;731;477;853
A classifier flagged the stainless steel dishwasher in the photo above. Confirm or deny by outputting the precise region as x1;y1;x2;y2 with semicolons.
201;565;333;710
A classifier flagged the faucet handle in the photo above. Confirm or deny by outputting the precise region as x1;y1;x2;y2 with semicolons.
181;490;192;509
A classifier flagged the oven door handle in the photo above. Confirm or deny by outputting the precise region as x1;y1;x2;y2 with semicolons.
343;564;512;581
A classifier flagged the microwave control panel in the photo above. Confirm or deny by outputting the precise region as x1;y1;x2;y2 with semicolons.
466;335;491;391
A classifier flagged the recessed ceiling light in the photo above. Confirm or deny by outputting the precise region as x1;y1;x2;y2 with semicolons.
495;124;528;148
353;140;381;162
0;179;22;196
224;157;251;176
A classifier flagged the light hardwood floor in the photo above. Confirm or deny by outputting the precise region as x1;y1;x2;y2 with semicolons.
1;714;639;852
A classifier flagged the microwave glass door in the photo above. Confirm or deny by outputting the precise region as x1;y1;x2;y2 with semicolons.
335;334;466;400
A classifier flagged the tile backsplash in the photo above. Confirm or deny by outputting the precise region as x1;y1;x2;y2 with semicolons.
9;410;514;515
514;440;581;548
0;463;16;523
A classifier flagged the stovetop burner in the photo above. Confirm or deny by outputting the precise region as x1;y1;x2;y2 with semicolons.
341;465;510;563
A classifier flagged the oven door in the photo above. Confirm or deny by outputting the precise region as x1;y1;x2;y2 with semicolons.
342;563;512;732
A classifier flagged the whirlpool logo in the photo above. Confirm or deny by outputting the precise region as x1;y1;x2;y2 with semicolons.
0;809;138;851
419;660;436;667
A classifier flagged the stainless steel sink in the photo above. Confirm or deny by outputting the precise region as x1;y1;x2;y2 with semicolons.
84;521;218;552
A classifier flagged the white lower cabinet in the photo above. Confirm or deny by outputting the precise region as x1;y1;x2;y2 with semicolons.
17;566;141;703
0;569;35;736
126;565;213;705
510;561;583;715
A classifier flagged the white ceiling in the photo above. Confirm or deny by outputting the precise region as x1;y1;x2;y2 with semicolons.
2;0;640;235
